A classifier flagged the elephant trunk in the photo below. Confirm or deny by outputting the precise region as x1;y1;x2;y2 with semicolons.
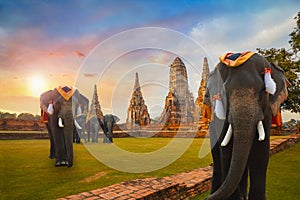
62;108;74;166
207;88;262;200
207;128;255;200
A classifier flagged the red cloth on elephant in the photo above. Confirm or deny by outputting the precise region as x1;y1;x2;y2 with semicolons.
41;110;49;123
272;109;283;127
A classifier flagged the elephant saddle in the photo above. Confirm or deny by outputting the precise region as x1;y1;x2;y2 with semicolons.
219;51;255;67
56;86;76;101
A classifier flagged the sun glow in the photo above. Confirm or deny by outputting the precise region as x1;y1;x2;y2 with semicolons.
29;76;46;97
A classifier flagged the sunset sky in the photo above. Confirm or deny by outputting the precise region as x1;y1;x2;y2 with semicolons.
1;0;299;122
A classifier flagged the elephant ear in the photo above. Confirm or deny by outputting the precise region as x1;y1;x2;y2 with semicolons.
40;90;60;112
269;63;288;116
72;89;89;113
113;115;120;123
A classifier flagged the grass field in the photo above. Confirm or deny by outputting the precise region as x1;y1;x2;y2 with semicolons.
0;138;213;199
0;136;296;200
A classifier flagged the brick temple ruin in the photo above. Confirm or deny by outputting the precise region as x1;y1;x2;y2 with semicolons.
90;57;210;132
159;57;195;126
126;73;151;129
194;57;210;130
158;57;210;130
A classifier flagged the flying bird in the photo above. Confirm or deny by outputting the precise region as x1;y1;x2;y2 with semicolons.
75;51;85;58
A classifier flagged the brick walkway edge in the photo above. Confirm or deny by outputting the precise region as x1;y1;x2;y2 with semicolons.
59;134;300;200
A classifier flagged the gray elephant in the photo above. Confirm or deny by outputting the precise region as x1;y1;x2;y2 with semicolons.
40;86;89;167
102;114;120;143
204;67;248;199
206;52;288;200
86;116;102;143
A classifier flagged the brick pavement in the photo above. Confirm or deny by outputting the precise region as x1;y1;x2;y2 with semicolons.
58;134;300;200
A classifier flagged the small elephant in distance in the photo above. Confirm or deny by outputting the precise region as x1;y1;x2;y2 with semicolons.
86;116;102;143
102;114;120;143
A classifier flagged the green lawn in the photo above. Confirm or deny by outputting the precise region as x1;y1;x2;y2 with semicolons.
0;136;297;200
0;138;212;199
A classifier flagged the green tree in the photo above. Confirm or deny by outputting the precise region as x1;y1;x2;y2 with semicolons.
17;113;35;120
0;111;17;119
257;12;300;113
289;12;300;56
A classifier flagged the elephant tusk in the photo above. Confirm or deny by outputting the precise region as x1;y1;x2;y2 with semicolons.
74;119;82;130
221;124;232;147
215;99;226;120
257;121;265;141
58;118;64;127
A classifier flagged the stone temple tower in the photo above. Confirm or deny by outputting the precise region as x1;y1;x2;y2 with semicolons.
159;57;194;126
126;72;151;128
194;57;210;125
88;84;103;120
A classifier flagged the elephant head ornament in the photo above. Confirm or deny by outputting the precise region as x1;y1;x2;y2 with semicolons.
40;86;89;167
206;53;288;200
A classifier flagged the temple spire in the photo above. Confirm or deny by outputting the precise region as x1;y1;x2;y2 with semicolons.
126;72;150;128
134;72;141;91
89;84;103;120
194;57;210;127
159;56;194;126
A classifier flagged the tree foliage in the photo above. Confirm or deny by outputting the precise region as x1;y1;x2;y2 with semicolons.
257;12;300;113
0;111;40;120
17;113;36;121
0;111;17;119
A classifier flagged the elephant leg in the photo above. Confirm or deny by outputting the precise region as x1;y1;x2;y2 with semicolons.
108;130;113;143
95;127;99;143
209;122;223;193
103;131;108;143
109;131;113;143
93;127;97;142
102;122;109;143
72;128;76;143
51;117;68;166
248;121;270;200
46;121;55;159
210;142;222;193
87;128;90;142
107;121;114;143
91;128;94;142
63;111;74;167
64;127;74;167
74;127;80;144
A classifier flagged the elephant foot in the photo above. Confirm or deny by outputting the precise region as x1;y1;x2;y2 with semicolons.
55;160;69;167
67;161;73;168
